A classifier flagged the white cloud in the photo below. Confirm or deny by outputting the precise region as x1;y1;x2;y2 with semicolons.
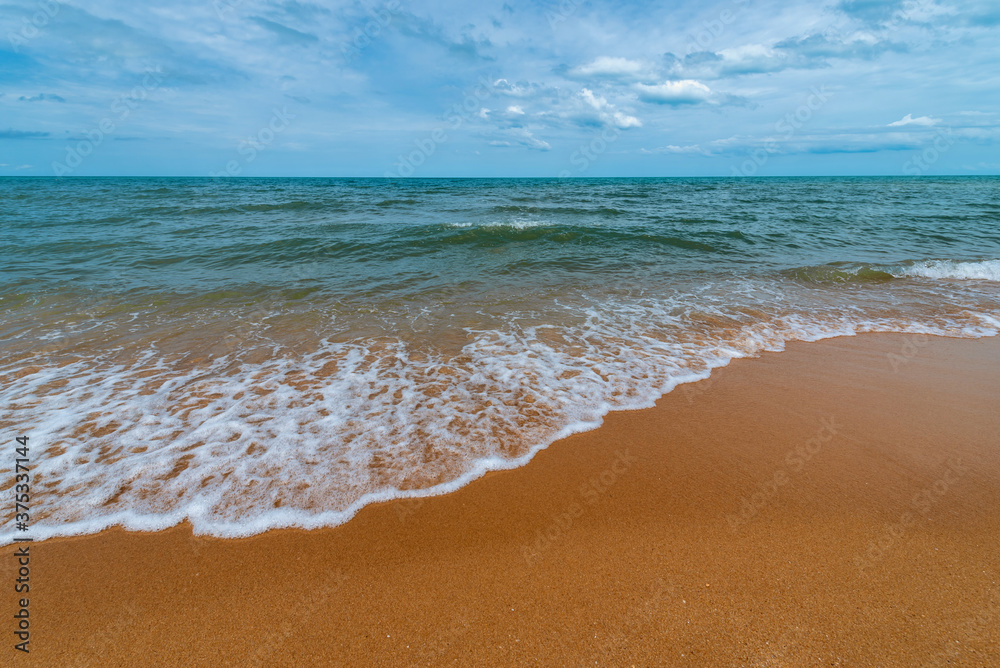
493;127;550;151
578;88;642;128
571;56;651;81
611;111;642;128
580;87;608;111
712;44;789;75
640;144;706;155
514;128;550;150
2;0;995;174
888;113;941;127
635;80;712;105
492;79;543;98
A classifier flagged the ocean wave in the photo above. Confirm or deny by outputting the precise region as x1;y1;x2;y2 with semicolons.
2;290;998;545
781;264;897;284
428;224;725;253
4;177;1000;545
447;217;548;230
895;259;1000;281
488;205;629;216
784;259;1000;284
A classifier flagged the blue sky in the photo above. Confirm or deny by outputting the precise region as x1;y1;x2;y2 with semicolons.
1;0;998;176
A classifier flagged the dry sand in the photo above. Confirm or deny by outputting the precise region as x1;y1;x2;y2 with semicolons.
4;333;1000;666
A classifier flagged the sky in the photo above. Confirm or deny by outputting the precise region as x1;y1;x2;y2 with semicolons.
0;0;998;177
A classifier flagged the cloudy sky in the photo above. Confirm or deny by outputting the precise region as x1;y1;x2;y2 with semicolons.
1;0;998;176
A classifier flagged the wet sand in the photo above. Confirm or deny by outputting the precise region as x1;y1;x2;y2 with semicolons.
4;333;1000;666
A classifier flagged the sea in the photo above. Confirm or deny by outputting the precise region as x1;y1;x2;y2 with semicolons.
2;176;998;543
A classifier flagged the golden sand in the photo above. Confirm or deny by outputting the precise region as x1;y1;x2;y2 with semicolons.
4;333;999;665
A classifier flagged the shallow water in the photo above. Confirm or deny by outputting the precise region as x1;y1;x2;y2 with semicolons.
2;176;999;542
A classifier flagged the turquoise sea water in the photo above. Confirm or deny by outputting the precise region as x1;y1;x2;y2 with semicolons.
2;177;999;541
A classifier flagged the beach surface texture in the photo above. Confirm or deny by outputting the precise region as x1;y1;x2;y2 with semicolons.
4;333;998;666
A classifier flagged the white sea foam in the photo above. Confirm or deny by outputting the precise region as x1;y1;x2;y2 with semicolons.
449;217;547;229
894;259;1000;281
2;288;999;545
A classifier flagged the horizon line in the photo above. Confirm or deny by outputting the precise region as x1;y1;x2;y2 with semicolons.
2;174;998;179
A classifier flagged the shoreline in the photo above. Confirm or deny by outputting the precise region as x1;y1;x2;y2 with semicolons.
4;332;1000;665
7;328;993;548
